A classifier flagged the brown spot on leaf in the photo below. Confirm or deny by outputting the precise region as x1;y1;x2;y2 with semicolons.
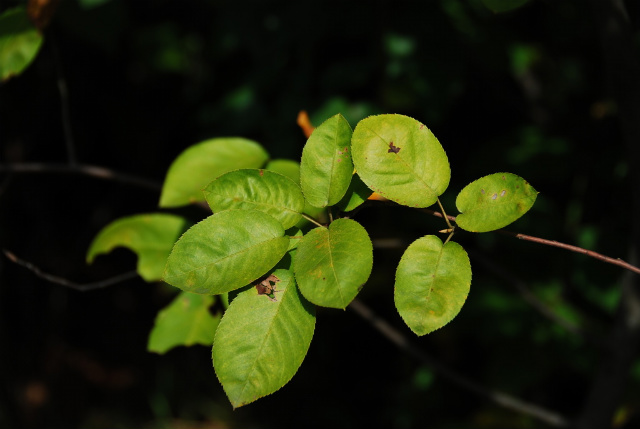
492;193;498;200
481;189;485;194
344;147;348;152
388;142;401;154
255;274;280;301
420;124;425;129
259;170;264;176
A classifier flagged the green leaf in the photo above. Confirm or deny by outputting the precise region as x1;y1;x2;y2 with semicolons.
481;0;529;13
0;7;44;81
351;114;450;208
159;138;269;208
395;236;471;336
300;114;354;207
164;210;289;295
87;214;189;282
336;173;373;212
455;172;537;232
294;219;373;309
213;269;315;408
203;169;305;230
147;292;220;354
265;159;300;183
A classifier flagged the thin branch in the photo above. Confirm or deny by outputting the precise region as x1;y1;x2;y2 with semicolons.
3;249;139;291
0;163;161;191
348;298;570;427
420;208;640;276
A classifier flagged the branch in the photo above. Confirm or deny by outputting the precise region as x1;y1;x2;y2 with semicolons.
420;208;640;276
2;249;139;291
348;298;570;427
0;163;161;191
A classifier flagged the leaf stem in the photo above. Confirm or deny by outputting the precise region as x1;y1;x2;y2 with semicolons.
436;198;453;230
301;213;324;228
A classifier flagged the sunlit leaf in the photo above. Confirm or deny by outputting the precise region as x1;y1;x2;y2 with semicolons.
159;138;269;208
147;292;220;354
294;219;373;309
351;114;450;208
87;214;189;282
455;172;537;232
0;7;43;81
204;169;305;230
213;269;315;408
300;114;354;207
395;235;471;336
164;210;289;295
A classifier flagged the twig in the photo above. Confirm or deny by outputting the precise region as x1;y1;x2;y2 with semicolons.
0;163;161;191
348;298;569;427
420;208;640;276
2;249;139;291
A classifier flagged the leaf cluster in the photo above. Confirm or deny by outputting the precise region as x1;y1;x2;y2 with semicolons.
87;113;537;407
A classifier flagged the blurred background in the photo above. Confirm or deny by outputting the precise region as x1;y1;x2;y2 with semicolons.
1;0;639;427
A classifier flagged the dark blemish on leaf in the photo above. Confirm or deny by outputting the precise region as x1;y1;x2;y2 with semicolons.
337;158;342;162
338;150;343;155
255;274;280;302
344;147;348;152
420;124;425;129
259;170;264;177
500;190;506;197
516;185;520;189
322;277;326;280
388;142;401;154
501;175;505;180
492;193;498;200
481;189;485;194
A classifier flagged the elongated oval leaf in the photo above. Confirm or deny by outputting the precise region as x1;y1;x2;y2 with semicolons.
294;218;373;309
148;292;220;354
300;113;354;207
351;114;450;208
455;172;537;232
87;214;189;282
159;138;269;208
0;7;43;81
204;169;305;229
395;235;471;336
164;210;289;295
213;269;315;408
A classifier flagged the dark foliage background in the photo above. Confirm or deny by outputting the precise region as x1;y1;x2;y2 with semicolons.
1;0;639;428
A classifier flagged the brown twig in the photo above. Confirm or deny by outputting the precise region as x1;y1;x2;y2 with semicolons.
348;298;569;427
420;208;640;276
2;249;139;291
0;163;161;191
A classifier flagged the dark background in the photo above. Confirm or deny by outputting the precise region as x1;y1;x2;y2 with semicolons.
1;0;639;427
